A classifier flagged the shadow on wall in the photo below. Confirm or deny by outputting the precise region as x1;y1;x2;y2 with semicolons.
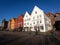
54;21;60;31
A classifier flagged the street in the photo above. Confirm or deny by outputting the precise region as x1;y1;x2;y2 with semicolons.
0;31;60;45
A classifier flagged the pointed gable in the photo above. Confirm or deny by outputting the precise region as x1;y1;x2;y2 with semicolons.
31;5;44;16
24;11;31;19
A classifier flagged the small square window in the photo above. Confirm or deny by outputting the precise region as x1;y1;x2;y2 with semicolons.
26;15;27;17
37;21;39;24
33;17;35;19
29;18;30;20
24;23;26;25
40;26;44;30
37;16;39;18
33;22;35;24
35;11;37;14
27;23;29;25
40;15;41;17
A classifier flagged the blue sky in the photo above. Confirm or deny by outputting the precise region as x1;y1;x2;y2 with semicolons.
0;0;60;25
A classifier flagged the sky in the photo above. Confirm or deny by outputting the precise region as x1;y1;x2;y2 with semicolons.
0;0;60;25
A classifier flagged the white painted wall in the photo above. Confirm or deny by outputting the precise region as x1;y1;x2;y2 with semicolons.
44;14;52;32
24;11;31;31
30;6;46;32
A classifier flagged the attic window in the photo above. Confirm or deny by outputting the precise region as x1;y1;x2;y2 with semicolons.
35;11;37;14
26;15;27;17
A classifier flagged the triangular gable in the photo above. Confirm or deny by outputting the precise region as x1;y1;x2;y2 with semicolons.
24;11;31;19
31;5;43;15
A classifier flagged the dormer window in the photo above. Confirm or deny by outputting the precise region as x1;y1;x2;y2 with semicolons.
35;11;37;14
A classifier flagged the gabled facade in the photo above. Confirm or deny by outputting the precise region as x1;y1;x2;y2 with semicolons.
17;15;24;28
15;19;18;29
47;12;55;27
55;12;60;21
24;11;31;31
8;20;11;30
1;5;53;32
2;19;8;30
30;6;52;32
10;18;16;31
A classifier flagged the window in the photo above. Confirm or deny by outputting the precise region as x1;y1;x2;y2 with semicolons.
29;18;30;20
33;17;35;19
24;23;26;25
37;21;39;24
33;22;35;24
26;15;27;17
35;11;37;14
27;23;29;25
40;26;44;30
40;15;41;17
25;19;26;21
37;16;39;18
40;21;42;23
30;24;31;25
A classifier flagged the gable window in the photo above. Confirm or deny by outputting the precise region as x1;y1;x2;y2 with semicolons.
26;15;27;17
35;11;37;14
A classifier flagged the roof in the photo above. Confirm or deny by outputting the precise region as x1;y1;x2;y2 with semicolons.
47;12;55;17
27;12;31;15
18;14;24;17
56;12;60;15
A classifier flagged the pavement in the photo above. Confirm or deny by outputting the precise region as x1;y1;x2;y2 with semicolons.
0;31;60;45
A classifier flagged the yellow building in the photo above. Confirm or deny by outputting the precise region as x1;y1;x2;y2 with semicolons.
10;18;15;31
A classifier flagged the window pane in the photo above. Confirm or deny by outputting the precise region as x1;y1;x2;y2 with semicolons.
33;22;35;24
40;21;41;23
40;26;44;30
37;21;39;24
35;11;37;14
33;17;35;19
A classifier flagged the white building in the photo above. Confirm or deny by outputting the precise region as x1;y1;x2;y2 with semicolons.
24;6;52;32
24;11;31;31
31;6;52;32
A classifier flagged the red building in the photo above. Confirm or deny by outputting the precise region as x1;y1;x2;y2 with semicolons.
17;15;24;29
15;18;18;29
